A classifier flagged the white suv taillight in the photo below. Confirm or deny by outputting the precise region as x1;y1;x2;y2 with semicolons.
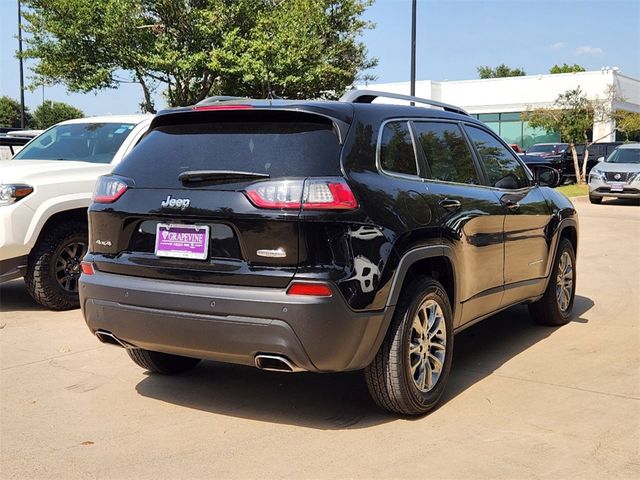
245;178;358;211
93;176;128;203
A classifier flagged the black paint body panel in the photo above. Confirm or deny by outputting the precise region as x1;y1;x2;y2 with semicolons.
81;100;578;371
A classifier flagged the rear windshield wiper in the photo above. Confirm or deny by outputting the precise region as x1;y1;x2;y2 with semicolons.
178;170;270;184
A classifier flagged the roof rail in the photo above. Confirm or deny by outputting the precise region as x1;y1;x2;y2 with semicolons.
339;89;468;116
196;95;249;105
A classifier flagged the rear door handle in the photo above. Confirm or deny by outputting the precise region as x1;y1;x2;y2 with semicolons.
439;198;461;210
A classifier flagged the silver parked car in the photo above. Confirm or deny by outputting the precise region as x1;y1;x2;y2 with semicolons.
588;143;640;204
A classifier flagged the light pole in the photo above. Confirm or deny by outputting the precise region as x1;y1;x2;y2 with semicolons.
17;0;25;128
410;0;417;100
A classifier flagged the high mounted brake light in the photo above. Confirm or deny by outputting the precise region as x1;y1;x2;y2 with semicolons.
191;105;253;111
245;178;358;211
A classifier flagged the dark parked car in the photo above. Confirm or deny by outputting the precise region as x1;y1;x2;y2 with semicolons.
79;91;578;415
518;153;564;186
527;141;624;182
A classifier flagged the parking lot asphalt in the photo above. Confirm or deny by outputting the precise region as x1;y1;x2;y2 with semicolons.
1;196;639;480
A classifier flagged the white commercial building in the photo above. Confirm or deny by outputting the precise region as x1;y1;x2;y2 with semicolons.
362;69;640;149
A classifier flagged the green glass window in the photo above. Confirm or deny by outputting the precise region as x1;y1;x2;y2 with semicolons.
478;113;499;122
522;122;561;150
485;121;500;134
500;112;522;121
499;121;523;146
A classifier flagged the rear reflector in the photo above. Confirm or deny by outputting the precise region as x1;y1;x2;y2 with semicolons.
287;282;333;297
81;262;95;275
192;105;253;111
245;178;358;211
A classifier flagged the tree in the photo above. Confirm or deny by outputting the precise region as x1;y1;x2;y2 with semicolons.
21;0;377;113
614;111;640;141
477;64;526;79
0;96;31;128
32;101;84;129
523;87;617;184
550;63;586;74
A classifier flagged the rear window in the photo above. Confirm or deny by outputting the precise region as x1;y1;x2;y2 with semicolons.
115;113;341;188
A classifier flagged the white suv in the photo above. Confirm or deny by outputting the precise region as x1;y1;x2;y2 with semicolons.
588;143;640;204
0;115;151;309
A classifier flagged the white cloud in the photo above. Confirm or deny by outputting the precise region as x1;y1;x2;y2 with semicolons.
550;42;565;50
575;45;604;55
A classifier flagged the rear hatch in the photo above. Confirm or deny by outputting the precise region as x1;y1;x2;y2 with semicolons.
88;108;349;287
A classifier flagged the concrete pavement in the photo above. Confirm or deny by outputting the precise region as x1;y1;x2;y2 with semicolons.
1;196;639;479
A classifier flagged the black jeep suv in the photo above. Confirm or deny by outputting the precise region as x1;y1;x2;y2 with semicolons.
79;91;578;415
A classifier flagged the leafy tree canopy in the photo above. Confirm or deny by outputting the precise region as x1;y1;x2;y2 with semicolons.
0;96;31;128
614;111;640;141
477;64;526;79
523;88;608;184
32;101;84;129
21;0;377;113
550;63;586;74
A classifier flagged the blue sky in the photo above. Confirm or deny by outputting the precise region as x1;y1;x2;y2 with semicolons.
1;0;638;116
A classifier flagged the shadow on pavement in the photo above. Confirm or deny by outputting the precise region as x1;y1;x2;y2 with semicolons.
135;296;594;429
0;279;46;313
600;198;640;206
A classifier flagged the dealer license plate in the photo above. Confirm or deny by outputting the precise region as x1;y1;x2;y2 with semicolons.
155;223;210;260
610;183;624;192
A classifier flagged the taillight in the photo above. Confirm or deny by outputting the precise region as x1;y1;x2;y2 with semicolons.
93;176;128;203
287;282;333;297
245;178;357;211
302;180;358;210
245;180;304;209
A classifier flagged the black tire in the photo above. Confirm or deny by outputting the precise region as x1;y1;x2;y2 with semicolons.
24;221;87;311
553;172;563;187
127;348;201;374
589;194;602;204
529;238;576;326
364;277;454;416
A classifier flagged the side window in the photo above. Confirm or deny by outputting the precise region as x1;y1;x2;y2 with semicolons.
379;121;418;176
465;125;529;189
413;122;479;184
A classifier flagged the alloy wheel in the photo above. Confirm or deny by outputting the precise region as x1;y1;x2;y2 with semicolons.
55;240;88;293
555;251;573;312
408;299;447;392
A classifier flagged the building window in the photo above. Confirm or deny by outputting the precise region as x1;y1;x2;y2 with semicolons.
472;112;561;150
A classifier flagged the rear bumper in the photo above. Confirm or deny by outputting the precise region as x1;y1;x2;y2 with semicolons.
79;271;390;372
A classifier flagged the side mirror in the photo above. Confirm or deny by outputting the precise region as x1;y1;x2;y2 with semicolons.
531;165;560;187
597;156;605;162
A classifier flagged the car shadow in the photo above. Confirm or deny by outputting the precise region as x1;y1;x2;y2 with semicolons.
0;279;47;313
135;295;594;429
601;198;640;206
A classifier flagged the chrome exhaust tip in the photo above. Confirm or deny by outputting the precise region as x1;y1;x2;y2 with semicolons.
95;330;134;349
255;354;304;373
